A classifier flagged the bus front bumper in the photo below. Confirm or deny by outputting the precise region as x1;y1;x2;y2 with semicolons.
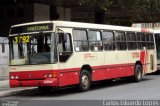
10;78;59;88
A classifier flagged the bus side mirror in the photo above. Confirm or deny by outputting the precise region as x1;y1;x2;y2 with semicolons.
63;33;67;43
58;33;63;43
1;43;5;53
58;33;67;44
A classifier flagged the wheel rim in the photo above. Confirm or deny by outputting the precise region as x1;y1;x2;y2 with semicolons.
81;74;89;89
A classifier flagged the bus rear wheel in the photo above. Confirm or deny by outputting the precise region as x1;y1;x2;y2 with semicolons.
79;70;91;91
133;64;142;82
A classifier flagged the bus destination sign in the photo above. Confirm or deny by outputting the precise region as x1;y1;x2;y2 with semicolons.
10;23;53;35
25;24;51;32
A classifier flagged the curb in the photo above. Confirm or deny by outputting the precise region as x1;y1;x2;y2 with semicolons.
0;87;37;97
0;80;9;89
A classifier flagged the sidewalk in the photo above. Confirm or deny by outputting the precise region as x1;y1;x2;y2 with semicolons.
0;80;9;90
0;80;36;97
0;80;13;97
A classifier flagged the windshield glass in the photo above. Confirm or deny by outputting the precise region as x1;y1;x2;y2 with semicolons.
9;33;57;65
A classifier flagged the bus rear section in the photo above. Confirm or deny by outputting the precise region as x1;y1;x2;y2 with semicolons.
9;21;157;92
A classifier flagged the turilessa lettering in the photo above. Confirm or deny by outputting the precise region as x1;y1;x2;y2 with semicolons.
27;25;49;31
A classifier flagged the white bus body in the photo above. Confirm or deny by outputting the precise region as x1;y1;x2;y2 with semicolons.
9;21;157;91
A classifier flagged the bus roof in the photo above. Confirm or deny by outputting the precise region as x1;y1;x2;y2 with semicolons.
11;21;154;33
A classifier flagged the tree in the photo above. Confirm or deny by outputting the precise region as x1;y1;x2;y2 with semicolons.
78;0;160;25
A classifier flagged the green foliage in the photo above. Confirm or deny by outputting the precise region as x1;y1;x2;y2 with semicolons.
79;0;160;25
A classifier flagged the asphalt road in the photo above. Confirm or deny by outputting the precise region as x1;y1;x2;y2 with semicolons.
1;71;160;106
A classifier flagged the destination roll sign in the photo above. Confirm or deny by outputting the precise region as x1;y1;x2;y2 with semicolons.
10;23;53;34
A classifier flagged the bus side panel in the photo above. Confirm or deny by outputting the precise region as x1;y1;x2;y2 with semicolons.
126;64;135;76
92;64;134;81
92;68;107;81
59;71;80;87
139;50;157;74
91;51;135;81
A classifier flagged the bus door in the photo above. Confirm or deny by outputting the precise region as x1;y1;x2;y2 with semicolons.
57;28;73;65
57;28;78;86
144;33;156;72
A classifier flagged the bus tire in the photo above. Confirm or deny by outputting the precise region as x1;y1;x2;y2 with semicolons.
79;70;91;92
38;86;52;92
133;64;142;82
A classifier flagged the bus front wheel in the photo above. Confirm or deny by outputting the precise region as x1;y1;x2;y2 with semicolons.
133;64;142;82
79;70;91;91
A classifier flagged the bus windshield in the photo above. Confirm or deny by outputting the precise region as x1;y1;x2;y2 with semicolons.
9;32;57;65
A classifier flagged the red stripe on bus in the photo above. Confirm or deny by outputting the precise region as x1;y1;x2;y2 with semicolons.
10;63;136;87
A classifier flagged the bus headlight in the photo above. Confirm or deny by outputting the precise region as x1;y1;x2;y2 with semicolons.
15;76;19;79
44;74;53;78
44;74;47;78
11;76;19;79
11;76;15;79
48;74;52;78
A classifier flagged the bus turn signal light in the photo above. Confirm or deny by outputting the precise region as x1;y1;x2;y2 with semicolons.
53;73;58;77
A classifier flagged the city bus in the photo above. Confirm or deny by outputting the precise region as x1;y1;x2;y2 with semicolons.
9;21;157;91
154;30;160;70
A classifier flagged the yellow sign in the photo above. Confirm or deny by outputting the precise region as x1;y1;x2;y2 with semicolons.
13;36;30;43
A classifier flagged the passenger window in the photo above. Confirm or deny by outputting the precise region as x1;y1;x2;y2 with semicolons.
146;34;154;49
126;32;137;50
73;29;89;52
88;30;103;51
115;31;126;50
102;31;115;50
136;33;146;49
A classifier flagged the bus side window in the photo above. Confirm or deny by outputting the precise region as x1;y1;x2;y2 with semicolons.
58;33;73;62
146;34;154;49
88;30;103;51
136;33;146;50
73;29;89;52
126;32;137;50
102;31;115;50
115;31;126;50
